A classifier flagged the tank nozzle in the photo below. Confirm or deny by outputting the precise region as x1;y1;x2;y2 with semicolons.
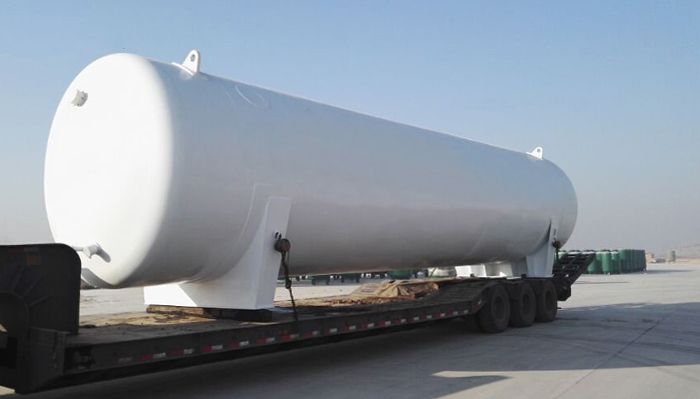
71;243;103;259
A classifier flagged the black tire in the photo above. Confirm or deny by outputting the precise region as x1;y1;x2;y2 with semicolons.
509;282;536;327
535;280;558;322
477;283;511;333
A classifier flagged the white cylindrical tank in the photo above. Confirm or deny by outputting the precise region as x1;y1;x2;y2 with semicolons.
45;51;577;289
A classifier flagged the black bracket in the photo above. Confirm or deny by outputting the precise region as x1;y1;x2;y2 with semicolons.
551;251;596;301
0;244;81;392
0;244;81;336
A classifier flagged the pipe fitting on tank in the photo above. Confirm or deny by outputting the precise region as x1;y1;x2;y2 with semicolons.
71;243;104;259
71;90;88;107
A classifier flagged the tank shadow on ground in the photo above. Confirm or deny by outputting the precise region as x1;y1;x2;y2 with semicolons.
13;301;700;399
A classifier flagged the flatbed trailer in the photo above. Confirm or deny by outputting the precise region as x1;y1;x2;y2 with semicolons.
0;244;593;394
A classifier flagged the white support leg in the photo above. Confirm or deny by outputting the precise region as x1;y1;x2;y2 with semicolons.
524;222;558;277
144;197;292;310
455;264;487;277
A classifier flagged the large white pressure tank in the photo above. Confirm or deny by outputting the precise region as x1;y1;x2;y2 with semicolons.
45;51;577;293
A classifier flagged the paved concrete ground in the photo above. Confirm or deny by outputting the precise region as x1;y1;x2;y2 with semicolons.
3;263;700;398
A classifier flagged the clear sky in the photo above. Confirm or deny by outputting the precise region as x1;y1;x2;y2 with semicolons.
1;1;698;254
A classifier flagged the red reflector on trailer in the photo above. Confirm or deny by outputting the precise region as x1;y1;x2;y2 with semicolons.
231;340;250;349
256;337;276;345
168;349;184;357
303;330;320;338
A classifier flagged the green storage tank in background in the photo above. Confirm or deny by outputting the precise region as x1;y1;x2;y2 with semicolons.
582;251;596;274
638;249;644;271
637;249;646;271
388;270;413;280
610;250;621;274
600;251;612;274
564;248;646;275
619;249;630;273
592;251;603;274
629;249;637;272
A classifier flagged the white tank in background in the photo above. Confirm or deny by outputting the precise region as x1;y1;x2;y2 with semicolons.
45;50;577;309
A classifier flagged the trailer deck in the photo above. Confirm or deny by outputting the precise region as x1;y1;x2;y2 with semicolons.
0;244;593;394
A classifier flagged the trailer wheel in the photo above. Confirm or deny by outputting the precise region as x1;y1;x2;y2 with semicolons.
535;280;558;322
509;282;536;327
477;283;510;333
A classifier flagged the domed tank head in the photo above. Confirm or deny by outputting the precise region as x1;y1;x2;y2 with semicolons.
45;53;173;287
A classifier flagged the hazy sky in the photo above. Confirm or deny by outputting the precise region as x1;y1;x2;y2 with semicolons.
1;1;698;253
